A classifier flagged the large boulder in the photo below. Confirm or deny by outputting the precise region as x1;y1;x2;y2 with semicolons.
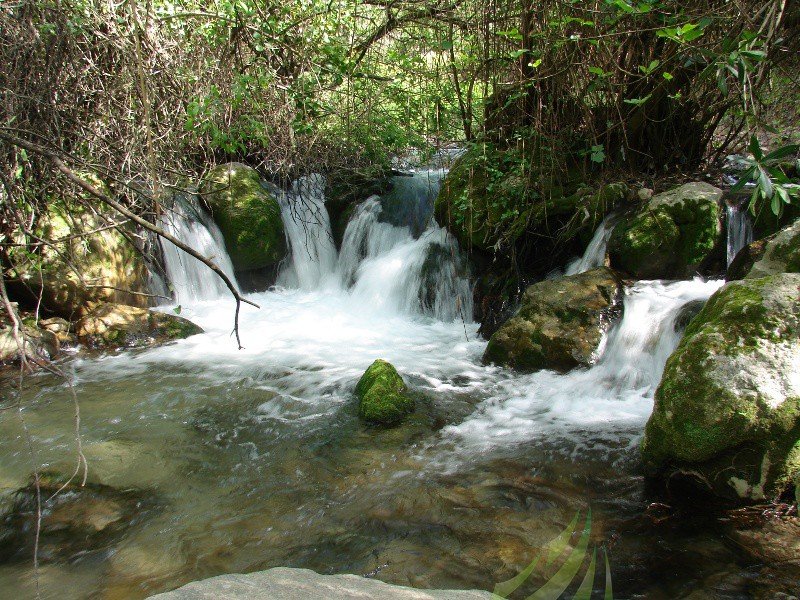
641;274;800;502
5;185;152;318
200;163;286;272
434;143;630;261
737;219;800;280
356;359;414;426
608;182;722;279
483;267;623;372
76;302;202;349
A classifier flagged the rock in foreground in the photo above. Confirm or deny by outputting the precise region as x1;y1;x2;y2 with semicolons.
148;567;492;599
483;267;623;372
641;274;800;502
356;359;414;426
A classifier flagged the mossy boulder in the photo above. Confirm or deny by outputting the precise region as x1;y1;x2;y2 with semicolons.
434;143;630;261
641;274;800;502
356;359;414;426
608;182;722;279
201;163;286;271
739;219;800;279
5;184;152;318
483;267;623;372
76;302;203;349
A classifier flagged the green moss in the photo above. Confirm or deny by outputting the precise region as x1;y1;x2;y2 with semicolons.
202;163;287;271
356;359;413;426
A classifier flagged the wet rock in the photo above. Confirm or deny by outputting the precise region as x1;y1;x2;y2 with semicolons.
608;182;722;279
742;219;800;280
483;267;623;372
642;274;800;502
0;471;154;563
726;236;771;281
148;567;493;599
39;317;73;343
356;359;414;426
673;300;706;332
200;163;286;271
76;302;203;349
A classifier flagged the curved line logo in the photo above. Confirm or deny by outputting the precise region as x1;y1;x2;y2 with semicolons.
491;509;613;600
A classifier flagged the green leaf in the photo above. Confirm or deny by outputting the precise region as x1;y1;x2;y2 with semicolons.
623;94;652;106
748;135;764;161
662;71;674;81
173;305;182;315
763;144;799;162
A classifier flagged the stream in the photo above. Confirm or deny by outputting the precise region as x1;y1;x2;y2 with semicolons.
0;170;770;599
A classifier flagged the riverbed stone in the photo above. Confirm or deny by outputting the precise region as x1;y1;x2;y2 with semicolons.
641;274;800;502
608;182;722;279
0;471;151;563
201;163;286;271
148;567;493;599
483;267;623;372
76;302;203;349
356;359;414;426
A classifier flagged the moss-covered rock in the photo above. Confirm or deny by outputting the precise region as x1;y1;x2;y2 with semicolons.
76;302;203;349
6;184;152;318
740;218;800;279
434;143;630;259
608;182;722;279
483;267;623;372
356;359;414;426
641;274;800;502
201;163;286;271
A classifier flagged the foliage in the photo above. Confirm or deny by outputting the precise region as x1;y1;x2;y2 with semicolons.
731;136;800;217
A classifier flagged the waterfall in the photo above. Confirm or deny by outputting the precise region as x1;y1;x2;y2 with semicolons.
276;174;338;290
158;194;239;305
275;176;472;322
437;277;724;458
565;215;616;275
726;201;753;266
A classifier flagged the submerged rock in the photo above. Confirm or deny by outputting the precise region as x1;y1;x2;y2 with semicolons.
608;182;722;279
76;302;202;349
0;471;153;563
641;274;800;502
483;267;623;372
356;359;414;426
149;567;493;599
201;163;286;271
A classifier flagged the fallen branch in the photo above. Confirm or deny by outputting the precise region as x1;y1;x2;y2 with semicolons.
0;132;259;349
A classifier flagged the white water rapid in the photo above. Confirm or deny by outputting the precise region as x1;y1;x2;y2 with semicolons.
565;215;616;275
143;187;721;468
726;200;753;266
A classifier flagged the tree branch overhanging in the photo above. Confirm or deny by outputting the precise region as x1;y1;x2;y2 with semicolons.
0;132;259;350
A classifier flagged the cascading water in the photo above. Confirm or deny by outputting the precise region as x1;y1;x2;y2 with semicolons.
564;215;616;275
158;193;239;304
726;199;753;266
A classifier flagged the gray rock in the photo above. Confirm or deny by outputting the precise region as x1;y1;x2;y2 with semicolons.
148;567;493;599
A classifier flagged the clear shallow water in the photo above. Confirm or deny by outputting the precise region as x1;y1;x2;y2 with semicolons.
0;185;772;599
